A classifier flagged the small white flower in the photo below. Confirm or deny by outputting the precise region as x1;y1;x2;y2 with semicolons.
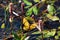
13;11;19;16
9;17;13;22
47;5;50;10
19;0;21;3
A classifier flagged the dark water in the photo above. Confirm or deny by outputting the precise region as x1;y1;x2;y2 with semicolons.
0;0;60;40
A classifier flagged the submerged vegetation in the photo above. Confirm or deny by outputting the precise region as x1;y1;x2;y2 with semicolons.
0;0;60;40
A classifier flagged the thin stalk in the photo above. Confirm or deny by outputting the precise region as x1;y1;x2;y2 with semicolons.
4;9;7;23
21;2;25;15
20;2;25;32
36;20;44;40
9;3;13;32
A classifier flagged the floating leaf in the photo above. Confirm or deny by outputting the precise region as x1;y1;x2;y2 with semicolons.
26;7;33;16
1;23;5;29
33;6;38;15
23;0;32;6
33;0;40;3
58;26;60;29
48;29;56;36
46;14;59;21
41;0;46;2
51;16;59;21
57;31;60;36
43;29;56;38
47;5;56;15
32;31;41;34
55;35;59;40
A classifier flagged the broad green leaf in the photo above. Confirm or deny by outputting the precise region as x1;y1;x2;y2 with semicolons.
26;7;33;16
47;5;56;15
46;14;59;21
23;0;32;6
1;23;5;29
33;6;38;15
33;0;40;3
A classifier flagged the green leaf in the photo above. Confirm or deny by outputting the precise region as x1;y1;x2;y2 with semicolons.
58;26;60;29
57;31;60;36
43;29;56;38
21;33;27;40
1;23;5;29
26;7;33;16
47;5;56;15
41;0;46;2
25;17;34;21
25;6;31;8
51;16;59;21
23;0;32;6
33;6;38;15
48;29;56;36
32;31;41;34
46;14;59;21
55;35;59;39
5;5;9;11
12;32;20;40
33;0;40;3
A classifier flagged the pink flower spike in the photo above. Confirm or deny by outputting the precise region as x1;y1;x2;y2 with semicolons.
9;3;13;14
31;15;34;18
36;20;43;32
